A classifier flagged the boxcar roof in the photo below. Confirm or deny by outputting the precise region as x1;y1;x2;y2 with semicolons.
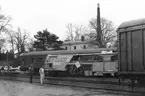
20;48;117;56
118;18;145;29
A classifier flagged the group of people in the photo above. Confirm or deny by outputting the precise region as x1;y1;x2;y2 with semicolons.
28;65;45;84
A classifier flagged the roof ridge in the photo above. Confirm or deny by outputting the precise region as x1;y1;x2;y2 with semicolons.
118;18;145;28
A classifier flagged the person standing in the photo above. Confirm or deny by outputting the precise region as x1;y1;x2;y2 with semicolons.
39;66;45;84
28;64;33;83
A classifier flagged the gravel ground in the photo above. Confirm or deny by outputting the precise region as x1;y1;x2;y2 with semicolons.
0;80;144;96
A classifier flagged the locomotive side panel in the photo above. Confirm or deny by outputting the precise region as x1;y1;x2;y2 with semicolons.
20;54;47;71
31;55;46;70
25;55;31;68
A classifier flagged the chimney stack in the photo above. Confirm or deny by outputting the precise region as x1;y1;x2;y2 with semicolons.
97;3;102;47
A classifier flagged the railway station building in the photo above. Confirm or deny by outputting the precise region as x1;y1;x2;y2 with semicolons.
60;40;98;50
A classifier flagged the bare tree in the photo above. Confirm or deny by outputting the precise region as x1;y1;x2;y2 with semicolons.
74;24;88;41
87;17;117;47
65;23;74;41
0;7;11;52
0;8;11;33
65;23;88;41
0;7;11;51
11;27;29;56
0;39;5;52
6;28;33;54
6;30;15;52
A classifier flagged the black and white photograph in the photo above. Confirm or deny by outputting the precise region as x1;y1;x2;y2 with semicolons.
0;0;145;96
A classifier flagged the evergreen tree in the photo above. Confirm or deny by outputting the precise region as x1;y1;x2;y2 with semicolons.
33;29;63;50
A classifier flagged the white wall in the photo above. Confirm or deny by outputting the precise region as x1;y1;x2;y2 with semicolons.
61;44;89;50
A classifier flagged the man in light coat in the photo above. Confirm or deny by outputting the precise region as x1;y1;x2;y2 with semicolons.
39;66;45;84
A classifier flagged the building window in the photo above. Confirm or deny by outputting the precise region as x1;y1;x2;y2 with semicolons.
49;63;52;68
83;45;86;49
74;46;76;50
65;46;67;50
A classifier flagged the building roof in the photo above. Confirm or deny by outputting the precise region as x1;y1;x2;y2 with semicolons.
20;48;117;56
118;18;145;28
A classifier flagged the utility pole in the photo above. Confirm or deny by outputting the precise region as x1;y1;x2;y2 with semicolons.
6;51;10;78
6;51;12;79
6;51;9;70
97;3;103;47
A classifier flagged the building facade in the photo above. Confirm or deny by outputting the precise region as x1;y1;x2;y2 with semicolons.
60;41;98;50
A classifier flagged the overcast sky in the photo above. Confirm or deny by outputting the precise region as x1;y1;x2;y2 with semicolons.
1;0;145;40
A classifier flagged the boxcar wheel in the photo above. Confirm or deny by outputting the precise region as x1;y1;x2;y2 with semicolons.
137;78;145;85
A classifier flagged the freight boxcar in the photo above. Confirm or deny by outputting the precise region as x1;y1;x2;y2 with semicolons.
117;18;145;84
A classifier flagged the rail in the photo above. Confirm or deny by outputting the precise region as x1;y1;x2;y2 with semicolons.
0;71;145;94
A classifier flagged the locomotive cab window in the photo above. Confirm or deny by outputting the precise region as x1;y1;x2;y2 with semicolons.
37;58;43;63
79;55;94;62
111;54;117;62
49;63;52;68
32;58;35;63
95;55;103;62
65;46;67;50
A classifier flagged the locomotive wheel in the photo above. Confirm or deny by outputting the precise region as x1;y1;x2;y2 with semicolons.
74;67;85;76
68;65;84;76
68;65;75;76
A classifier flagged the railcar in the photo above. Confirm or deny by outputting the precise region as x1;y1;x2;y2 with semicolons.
20;48;117;76
117;18;145;84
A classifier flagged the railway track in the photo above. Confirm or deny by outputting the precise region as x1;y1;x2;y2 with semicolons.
0;74;145;94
